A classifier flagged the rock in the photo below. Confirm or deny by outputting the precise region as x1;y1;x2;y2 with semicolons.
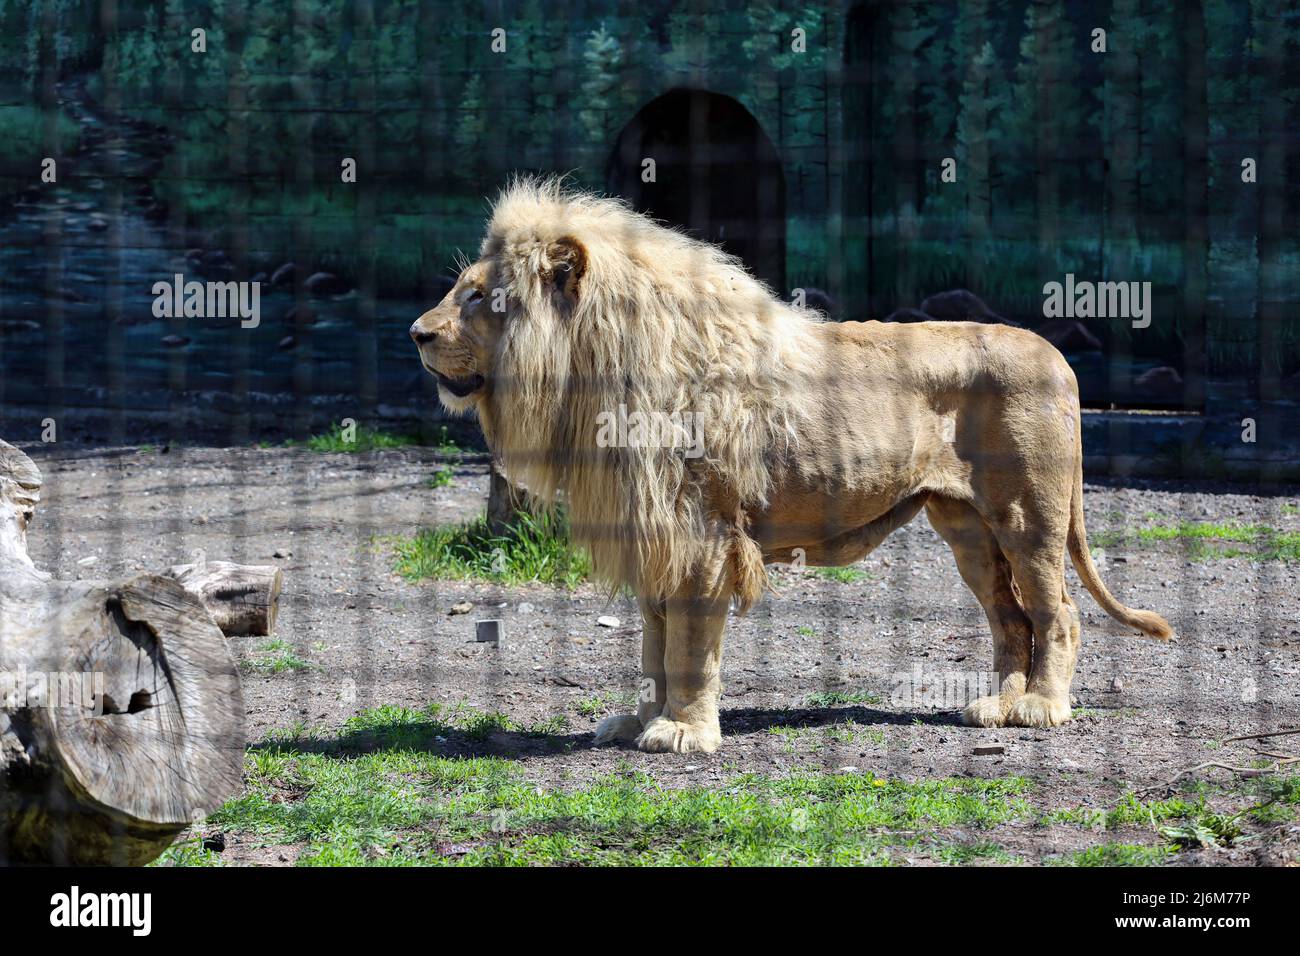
76;555;97;566
448;601;473;616
201;833;226;853
304;271;349;296
1035;318;1102;352
475;620;501;644
160;334;190;348
792;287;836;317
270;262;297;287
284;305;317;327
1108;677;1124;693
920;289;1015;326
972;744;1005;756
883;306;933;324
1134;366;1183;392
273;549;292;559
596;615;620;628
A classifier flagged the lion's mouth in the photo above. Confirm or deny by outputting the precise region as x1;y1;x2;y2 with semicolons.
436;371;485;398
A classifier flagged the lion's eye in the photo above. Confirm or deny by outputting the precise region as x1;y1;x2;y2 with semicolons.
465;289;484;307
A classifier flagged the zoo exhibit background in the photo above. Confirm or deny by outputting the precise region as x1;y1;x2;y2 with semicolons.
0;0;1296;870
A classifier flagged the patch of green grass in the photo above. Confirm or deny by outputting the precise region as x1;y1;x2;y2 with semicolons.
768;724;818;752
1046;791;1200;830
203;712;1039;866
805;689;884;708
824;720;888;748
573;692;640;718
812;566;874;584
1092;521;1300;562
298;424;420;453
927;839;1022;865
1281;503;1300;517
796;625;816;637
426;467;454;489
431;425;461;456
150;839;225;867
1242;774;1300;825
392;509;590;587
1159;811;1244;849
1048;783;1289;852
1049;843;1175;867
769;719;888;753
242;639;311;675
1071;706;1140;720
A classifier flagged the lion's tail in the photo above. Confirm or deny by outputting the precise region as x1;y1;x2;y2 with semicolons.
1066;421;1174;641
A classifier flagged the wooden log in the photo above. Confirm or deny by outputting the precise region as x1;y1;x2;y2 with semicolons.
0;440;244;865
486;461;540;537
165;561;282;637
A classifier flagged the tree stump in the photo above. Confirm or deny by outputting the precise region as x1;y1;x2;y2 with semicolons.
0;440;245;865
165;561;283;637
486;461;540;536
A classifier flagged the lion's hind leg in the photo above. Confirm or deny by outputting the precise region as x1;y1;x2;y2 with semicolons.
996;538;1078;729
925;496;1033;727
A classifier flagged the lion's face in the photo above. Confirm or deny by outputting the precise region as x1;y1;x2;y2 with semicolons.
408;260;505;413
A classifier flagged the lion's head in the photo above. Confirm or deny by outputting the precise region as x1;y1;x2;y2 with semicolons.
410;177;820;606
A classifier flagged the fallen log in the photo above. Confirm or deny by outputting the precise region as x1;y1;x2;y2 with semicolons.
0;440;244;865
165;560;282;636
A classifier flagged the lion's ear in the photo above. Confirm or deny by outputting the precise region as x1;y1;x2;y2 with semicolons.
545;236;586;306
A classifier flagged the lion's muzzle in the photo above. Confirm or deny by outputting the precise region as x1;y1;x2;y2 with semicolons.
408;320;437;345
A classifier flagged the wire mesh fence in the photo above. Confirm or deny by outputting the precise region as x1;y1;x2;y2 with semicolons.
0;0;1297;867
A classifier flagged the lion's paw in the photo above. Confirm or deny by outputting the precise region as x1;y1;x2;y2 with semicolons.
1006;693;1072;728
636;716;721;754
593;714;642;745
961;694;1009;728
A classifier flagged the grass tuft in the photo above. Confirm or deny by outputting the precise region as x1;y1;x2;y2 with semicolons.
392;509;590;586
1049;843;1175;867
242;639;311;675
298;424;420;453
1093;521;1300;562
811;566;875;583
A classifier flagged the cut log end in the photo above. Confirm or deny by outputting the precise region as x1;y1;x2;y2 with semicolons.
165;561;283;636
1;440;246;865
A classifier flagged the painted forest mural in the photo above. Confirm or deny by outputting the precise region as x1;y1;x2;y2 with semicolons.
0;0;1296;427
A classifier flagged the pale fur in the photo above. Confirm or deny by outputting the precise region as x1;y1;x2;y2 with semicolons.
411;176;1172;751
478;176;819;609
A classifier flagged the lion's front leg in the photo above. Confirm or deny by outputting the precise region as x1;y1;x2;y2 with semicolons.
594;596;667;745
636;582;728;754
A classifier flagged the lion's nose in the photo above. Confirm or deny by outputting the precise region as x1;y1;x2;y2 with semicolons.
409;320;437;345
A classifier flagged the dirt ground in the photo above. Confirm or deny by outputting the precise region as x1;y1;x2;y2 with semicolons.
21;441;1300;865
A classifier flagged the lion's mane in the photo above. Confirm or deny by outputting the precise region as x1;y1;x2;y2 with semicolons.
476;177;821;609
